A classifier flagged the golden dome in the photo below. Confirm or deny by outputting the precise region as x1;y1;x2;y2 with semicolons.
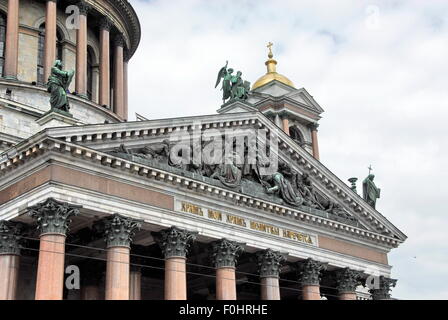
252;43;295;90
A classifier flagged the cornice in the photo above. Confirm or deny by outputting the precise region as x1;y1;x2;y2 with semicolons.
0;136;404;249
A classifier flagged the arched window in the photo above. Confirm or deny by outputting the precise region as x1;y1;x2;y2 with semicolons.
37;23;64;84
0;13;6;77
87;46;94;100
290;126;304;145
37;24;45;84
56;28;64;62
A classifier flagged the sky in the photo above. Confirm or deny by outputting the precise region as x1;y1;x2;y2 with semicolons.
127;0;448;299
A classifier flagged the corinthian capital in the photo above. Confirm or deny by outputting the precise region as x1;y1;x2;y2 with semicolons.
297;258;328;286
28;198;81;235
369;276;397;300
77;1;91;15
101;214;142;248
0;221;24;255
114;34;125;48
335;268;362;293
308;123;319;131
153;226;197;259
256;249;287;278
211;238;245;268
99;17;113;31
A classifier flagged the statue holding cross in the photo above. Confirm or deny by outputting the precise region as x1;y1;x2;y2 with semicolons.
363;166;381;209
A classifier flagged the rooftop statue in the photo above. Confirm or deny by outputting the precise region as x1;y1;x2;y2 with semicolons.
47;60;74;113
215;61;251;104
363;173;381;209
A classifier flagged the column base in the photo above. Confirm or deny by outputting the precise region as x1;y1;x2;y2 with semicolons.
74;93;89;100
2;75;18;81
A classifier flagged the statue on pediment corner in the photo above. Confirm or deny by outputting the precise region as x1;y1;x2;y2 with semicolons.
363;174;381;209
215;61;251;104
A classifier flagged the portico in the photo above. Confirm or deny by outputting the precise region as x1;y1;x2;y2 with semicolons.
0;111;403;300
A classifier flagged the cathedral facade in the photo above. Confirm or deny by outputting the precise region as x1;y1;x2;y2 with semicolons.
0;0;406;300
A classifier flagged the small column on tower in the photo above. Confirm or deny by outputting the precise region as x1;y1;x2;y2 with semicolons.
309;123;320;160
75;1;91;98
99;17;112;107
3;0;20;80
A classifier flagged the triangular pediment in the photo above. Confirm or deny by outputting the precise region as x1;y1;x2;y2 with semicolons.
253;80;294;97
27;111;406;245
217;100;257;114
248;82;324;116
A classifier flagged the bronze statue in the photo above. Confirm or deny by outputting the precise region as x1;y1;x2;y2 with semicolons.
363;174;381;208
47;60;74;113
215;61;250;103
265;162;303;206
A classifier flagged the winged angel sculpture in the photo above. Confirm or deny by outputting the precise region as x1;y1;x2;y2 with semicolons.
215;61;251;104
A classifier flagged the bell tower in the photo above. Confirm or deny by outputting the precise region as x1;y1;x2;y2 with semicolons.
251;43;324;160
218;43;324;160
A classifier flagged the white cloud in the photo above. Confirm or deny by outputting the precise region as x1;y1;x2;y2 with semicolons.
128;0;448;299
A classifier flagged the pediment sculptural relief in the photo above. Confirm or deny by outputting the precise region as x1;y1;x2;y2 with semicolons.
109;135;360;228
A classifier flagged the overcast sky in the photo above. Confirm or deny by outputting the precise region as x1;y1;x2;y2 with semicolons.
127;0;448;299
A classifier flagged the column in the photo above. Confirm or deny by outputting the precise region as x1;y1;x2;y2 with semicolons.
309;123;320;160
99;17;112;107
80;260;103;300
113;35;125;119
0;221;23;300
256;249;287;300
28;198;81;300
281;117;290;136
129;266;142;300
44;0;58;82
211;239;244;300
297;258;327;300
75;1;90;98
274;114;282;128
335;268;362;300
154;226;197;300
369;276;397;300
123;60;129;120
102;214;141;300
3;0;20;80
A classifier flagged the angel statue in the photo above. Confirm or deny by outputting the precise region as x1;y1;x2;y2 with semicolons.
215;61;233;103
215;61;251;104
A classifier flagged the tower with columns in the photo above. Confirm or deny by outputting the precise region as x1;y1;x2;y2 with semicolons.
0;2;406;301
0;0;139;155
